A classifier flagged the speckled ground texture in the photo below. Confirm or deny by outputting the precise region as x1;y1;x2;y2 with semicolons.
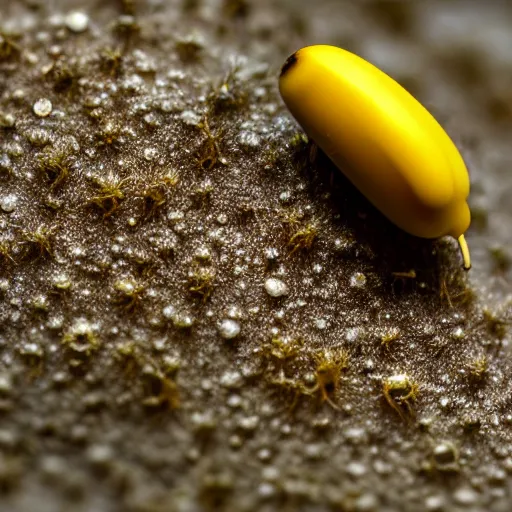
0;0;511;511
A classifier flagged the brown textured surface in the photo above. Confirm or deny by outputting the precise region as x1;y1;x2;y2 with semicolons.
0;1;511;511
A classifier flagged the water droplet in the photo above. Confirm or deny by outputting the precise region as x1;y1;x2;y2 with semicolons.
279;190;291;203
258;482;276;498
65;11;89;33
53;273;71;290
162;305;176;319
0;113;15;128
453;487;479;505
355;493;378;511
345;327;360;342
433;441;458;468
238;415;259;431
0;194;17;213
218;319;241;339
346;461;367;477
425;495;445;511
168;210;184;222
315;318;327;330
33;98;53;117
143;147;158;161
451;327;465;339
257;448;272;462
265;278;288;297
194;247;211;261
227;394;242;408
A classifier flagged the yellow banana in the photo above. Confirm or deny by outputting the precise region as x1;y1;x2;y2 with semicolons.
279;45;471;269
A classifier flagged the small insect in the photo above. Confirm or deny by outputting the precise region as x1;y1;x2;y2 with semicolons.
382;374;419;420
279;45;472;270
310;348;349;410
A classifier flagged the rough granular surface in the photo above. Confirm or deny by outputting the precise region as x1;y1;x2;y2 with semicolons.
0;1;511;511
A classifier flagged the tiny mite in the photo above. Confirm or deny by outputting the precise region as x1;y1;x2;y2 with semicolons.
279;45;471;269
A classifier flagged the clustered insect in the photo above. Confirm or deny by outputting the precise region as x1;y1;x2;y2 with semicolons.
262;339;350;411
382;374;419;420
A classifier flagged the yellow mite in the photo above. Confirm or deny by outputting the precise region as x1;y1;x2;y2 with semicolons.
279;45;471;269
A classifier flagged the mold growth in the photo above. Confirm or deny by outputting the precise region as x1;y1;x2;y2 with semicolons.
0;1;511;511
